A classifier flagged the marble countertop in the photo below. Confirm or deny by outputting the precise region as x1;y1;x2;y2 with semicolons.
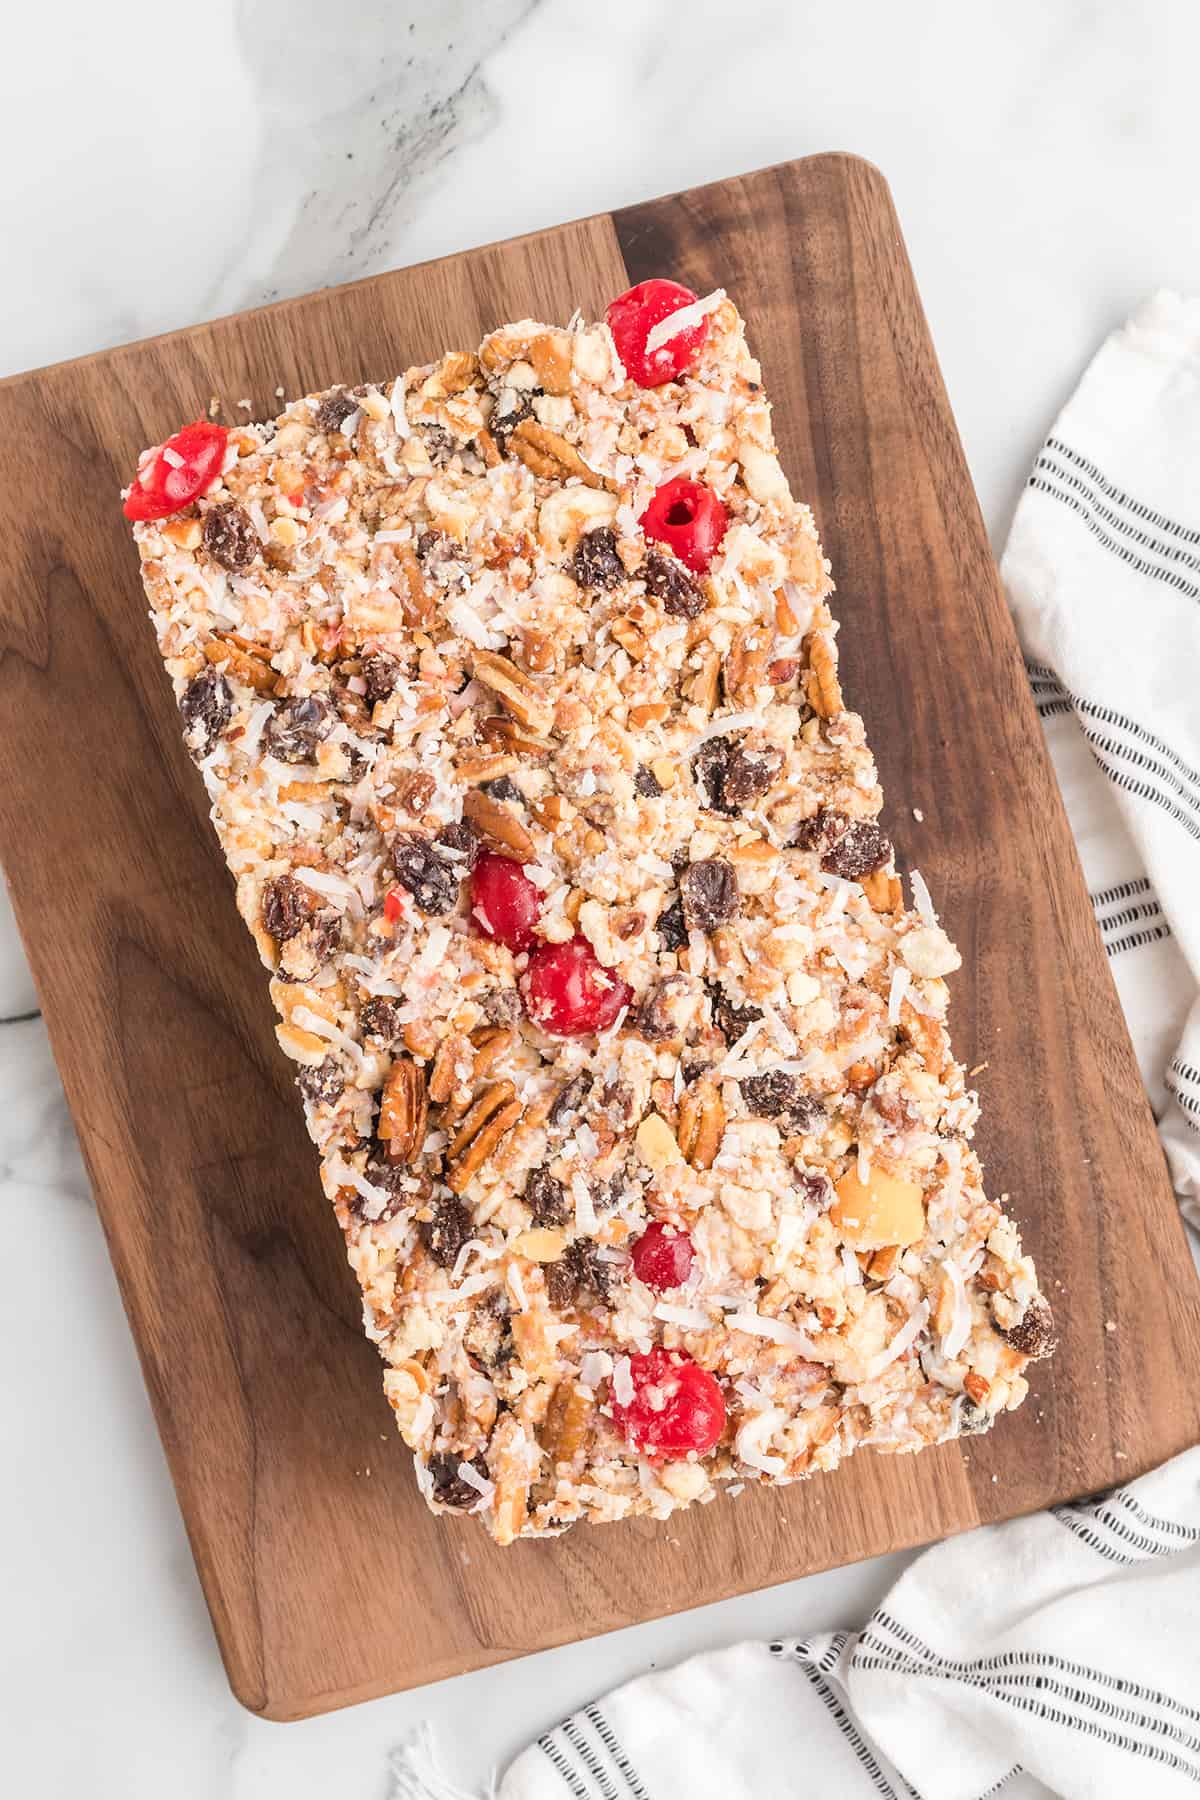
4;3;1200;1793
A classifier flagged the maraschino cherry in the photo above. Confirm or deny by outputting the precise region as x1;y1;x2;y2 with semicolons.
630;1222;695;1292
470;851;543;951
641;477;728;574
606;279;709;388
523;935;632;1036
123;421;229;521
610;1347;726;1458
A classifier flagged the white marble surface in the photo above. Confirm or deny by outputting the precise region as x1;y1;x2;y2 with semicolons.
4;2;1200;1792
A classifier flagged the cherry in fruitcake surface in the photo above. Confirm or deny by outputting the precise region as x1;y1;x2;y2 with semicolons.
523;935;633;1037
470;851;543;951
630;1222;695;1292
606;279;710;387
123;421;229;521
610;1347;726;1459
641;477;728;574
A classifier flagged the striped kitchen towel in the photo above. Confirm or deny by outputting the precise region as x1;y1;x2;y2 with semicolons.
491;1446;1200;1800
1004;289;1200;1224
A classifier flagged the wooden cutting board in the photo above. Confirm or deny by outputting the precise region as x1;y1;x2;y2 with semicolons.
1;154;1197;1721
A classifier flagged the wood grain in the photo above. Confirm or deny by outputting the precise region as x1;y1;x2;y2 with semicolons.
0;155;1196;1721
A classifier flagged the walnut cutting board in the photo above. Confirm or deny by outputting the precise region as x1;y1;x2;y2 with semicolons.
1;154;1197;1721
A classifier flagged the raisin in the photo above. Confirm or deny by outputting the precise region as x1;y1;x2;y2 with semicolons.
634;764;663;798
416;528;448;566
428;1452;490;1509
545;1240;611;1310
655;896;688;951
201;502;260;572
490;389;536;452
545;1260;577;1310
740;1072;824;1132
315;388;359;434
791;808;839;853
642;549;704;618
481;987;521;1027
420;423;456;466
361;652;400;707
360;997;402;1042
680;858;739;931
261;873;314;943
296;1058;343;1107
481;775;521;803
694;735;780;815
265;694;333;763
463;1293;513;1370
998;1295;1057;1360
706;981;762;1044
525;1167;570;1226
178;666;232;757
435;820;480;872
392;834;463;915
420;1194;473;1267
793;1170;833;1211
548;1073;591;1128
633;984;678;1042
571;526;625;590
822;821;891;881
957;1400;991;1437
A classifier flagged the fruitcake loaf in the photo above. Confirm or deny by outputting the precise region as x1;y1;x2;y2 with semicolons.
124;278;1054;1543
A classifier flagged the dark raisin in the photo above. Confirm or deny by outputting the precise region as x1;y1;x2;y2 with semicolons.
793;1170;833;1211
656;896;688;951
296;1058;343;1107
287;911;341;976
490;389;536;452
435;819;480;872
201;502;260;573
571;526;625;590
822;821;892;881
957;1400;992;1437
420;1194;473;1267
740;1072;825;1133
998;1295;1057;1360
361;652;401;707
791;808;840;852
681;1059;713;1086
545;1260;577;1310
642;549;705;618
178;666;232;757
360;997;402;1042
481;987;521;1027
416;528;447;566
548;1073;591;1128
482;775;521;803
265;694;333;763
546;1241;612;1310
315;388;359;434
634;764;663;798
525;1167;570;1226
392;834;462;915
680;858;739;932
633;984;677;1042
420;423;456;466
695;735;781;815
428;1452;490;1509
706;980;762;1043
261;873;314;943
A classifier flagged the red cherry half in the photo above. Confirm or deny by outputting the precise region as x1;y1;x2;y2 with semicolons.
123;421;229;522
523;935;632;1037
470;850;543;951
606;279;709;388
610;1347;726;1459
630;1222;695;1292
641;477;728;575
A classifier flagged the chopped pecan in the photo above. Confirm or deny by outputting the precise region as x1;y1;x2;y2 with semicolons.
462;786;535;862
508;419;606;489
428;1032;471;1105
805;632;842;718
446;1081;522;1194
472;650;555;736
204;633;276;694
541;1380;594;1476
676;1079;726;1170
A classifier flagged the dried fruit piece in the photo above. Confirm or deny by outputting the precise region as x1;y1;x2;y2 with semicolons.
571;526;625;589
123;420;228;521
392;833;468;916
523;937;632;1037
642;549;705;618
998;1295;1057;1359
740;1073;824;1133
420;1194;473;1267
525;1167;570;1226
694;734;781;815
831;1167;925;1250
315;389;359;434
296;1058;343;1107
823;821;891;881
201;502;260;572
609;1348;726;1458
470;850;542;950
606;279;709;388
630;1222;695;1291
428;1453;490;1509
179;666;232;757
641;478;728;575
265;695;333;763
680;858;739;932
361;652;401;707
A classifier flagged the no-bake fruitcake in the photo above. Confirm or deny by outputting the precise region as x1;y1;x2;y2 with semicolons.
124;278;1053;1543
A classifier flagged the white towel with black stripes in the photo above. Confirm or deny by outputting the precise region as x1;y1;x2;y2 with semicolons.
1004;289;1200;1220
486;1449;1200;1800
388;297;1200;1800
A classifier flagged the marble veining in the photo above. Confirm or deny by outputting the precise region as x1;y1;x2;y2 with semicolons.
4;1;1200;1792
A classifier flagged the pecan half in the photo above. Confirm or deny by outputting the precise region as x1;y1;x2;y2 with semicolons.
473;650;555;736
428;1032;471;1105
676;1078;726;1170
805;631;842;718
508;419;606;490
446;1080;523;1194
378;1057;429;1164
462;786;535;862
